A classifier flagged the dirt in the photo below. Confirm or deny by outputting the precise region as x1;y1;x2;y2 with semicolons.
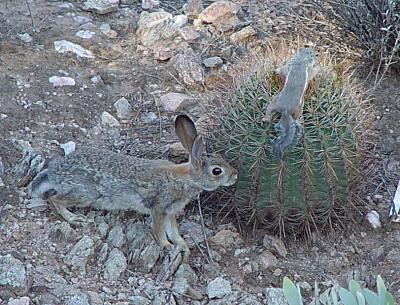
0;0;400;304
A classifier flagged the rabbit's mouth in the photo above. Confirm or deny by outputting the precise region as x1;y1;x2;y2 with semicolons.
224;173;238;187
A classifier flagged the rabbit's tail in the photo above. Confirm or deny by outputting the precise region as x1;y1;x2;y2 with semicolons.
29;169;57;199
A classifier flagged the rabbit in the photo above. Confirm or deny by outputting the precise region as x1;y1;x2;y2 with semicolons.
29;114;238;256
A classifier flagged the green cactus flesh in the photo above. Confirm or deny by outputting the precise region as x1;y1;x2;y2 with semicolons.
213;63;366;236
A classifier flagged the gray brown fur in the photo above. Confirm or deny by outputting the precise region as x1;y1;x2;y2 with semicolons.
29;115;238;256
265;48;319;159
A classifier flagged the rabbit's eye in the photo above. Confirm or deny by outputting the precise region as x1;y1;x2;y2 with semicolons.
212;167;223;176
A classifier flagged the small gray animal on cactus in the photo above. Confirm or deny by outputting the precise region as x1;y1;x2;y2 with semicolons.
206;48;371;237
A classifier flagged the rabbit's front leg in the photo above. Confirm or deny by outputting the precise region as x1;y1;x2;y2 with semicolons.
51;197;87;226
165;214;189;257
151;209;173;251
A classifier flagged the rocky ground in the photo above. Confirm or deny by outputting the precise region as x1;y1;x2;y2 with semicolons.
1;0;400;304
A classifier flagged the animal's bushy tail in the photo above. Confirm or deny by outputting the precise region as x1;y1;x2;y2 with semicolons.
272;110;301;159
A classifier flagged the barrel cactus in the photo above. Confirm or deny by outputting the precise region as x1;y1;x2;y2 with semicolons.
207;51;370;237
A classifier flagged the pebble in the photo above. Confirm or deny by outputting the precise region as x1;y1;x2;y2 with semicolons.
366;210;381;229
60;141;76;156
64;235;94;275
54;40;94;59
75;30;95;39
230;26;256;44
82;0;119;14
209;229;242;247
263;234;287;258
141;0;159;10
158;92;196;112
17;33;33;43
107;223;126;248
264;288;289;305
7;297;30;305
203;56;223;68
99;23;118;38
49;76;76;87
103;248;127;281
170;48;203;87
207;277;232;299
114;97;131;120
74;16;92;26
101;111;121;128
141;112;157;124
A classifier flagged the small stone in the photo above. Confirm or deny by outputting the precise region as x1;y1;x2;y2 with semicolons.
141;112;157;124
183;0;204;18
99;23;118;38
174;15;188;28
203;56;223;68
141;0;160;10
65;290;91;305
264;288;289;305
0;255;27;294
373;194;383;203
60;141;76;156
196;0;242;32
107;223;126;248
7;297;30;305
49;76;76;87
64;235;94;275
101;111;120;127
97;221;110;239
91;75;103;84
74;16;92;26
54;40;94;58
209;229;242;247
256;250;278;270
87;291;103;305
75;30;95;39
170;48;203;87
17;33;33;43
129;296;151;305
158;92;196;112
366;210;381;229
103;248;127;281
114;97;131;120
82;0;119;14
207;277;232;299
263;235;287;258
137;11;182;47
178;27;201;41
173;263;202;300
230;26;256;44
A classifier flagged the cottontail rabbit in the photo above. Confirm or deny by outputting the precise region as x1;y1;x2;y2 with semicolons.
29;115;237;255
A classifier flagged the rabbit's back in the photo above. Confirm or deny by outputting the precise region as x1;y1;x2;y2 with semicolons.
44;147;181;214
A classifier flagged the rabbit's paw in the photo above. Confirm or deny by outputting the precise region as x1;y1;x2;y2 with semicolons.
159;240;174;252
68;214;88;227
173;242;190;259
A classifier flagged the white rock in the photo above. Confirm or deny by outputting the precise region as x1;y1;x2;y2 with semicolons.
82;0;119;14
366;210;381;229
158;92;196;112
141;0;159;10
99;23;117;38
103;248;127;281
114;97;131;120
7;297;30;305
206;277;232;299
141;112;157;124
60;141;76;156
17;33;33;43
75;30;95;39
90;75;103;84
101;111;120;127
73;16;92;26
54;40;94;58
49;76;76;87
203;56;223;68
264;288;289;305
173;15;188;28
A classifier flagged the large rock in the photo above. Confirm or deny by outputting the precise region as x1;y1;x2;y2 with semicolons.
173;263;202;300
64;236;94;275
264;288;289;305
230;26;256;44
196;1;242;32
7;297;30;305
263;235;287;258
126;222;160;273
209;229;242;248
0;255;27;295
158;93;196;112
170;48;203;87
82;0;119;14
183;0;204;18
137;11;186;47
103;248;127;281
107;223;126;248
207;277;232;299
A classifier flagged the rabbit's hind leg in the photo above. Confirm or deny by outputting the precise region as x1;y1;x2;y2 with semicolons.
151;210;173;251
50;196;87;226
165;214;189;257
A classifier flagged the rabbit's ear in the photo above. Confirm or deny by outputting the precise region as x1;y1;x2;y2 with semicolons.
175;115;198;152
190;135;204;169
